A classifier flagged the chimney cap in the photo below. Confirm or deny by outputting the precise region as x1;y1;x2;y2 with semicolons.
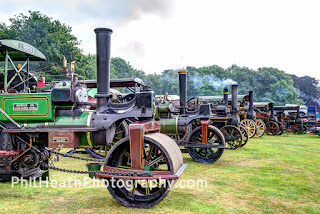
178;70;188;74
94;28;113;33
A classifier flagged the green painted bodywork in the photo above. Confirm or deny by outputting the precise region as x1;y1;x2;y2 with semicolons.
155;104;178;134
158;102;170;114
0;93;53;121
157;117;178;135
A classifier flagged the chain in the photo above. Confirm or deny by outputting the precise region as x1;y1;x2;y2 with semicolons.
0;170;18;174
49;149;105;163
40;162;153;177
1;142;153;177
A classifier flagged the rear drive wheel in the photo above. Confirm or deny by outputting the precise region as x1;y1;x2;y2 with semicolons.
220;125;243;149
240;119;257;138
254;119;266;137
266;121;279;135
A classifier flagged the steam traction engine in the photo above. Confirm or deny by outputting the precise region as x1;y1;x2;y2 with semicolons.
255;102;282;135
0;28;186;208
155;71;226;163
188;86;250;148
274;105;308;134
208;85;244;149
238;91;266;138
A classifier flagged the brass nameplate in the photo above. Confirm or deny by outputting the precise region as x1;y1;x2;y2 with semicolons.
13;103;38;111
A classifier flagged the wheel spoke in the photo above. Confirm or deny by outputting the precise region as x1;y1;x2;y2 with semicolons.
148;155;164;167
123;151;130;158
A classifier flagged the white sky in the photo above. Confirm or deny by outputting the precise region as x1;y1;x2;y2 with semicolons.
1;0;320;79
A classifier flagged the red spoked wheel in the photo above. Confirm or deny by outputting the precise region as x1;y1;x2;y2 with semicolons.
266;121;279;135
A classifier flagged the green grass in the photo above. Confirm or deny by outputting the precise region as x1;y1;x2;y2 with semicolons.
0;134;319;213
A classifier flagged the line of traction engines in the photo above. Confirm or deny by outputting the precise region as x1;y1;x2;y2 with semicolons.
0;27;307;208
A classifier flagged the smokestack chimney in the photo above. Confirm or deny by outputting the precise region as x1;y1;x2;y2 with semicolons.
247;90;254;119
231;85;238;114
230;84;240;125
178;70;188;115
269;102;275;119
94;28;113;109
223;88;228;107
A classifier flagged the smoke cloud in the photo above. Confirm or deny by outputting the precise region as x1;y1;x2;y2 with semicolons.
127;0;174;20
188;70;238;90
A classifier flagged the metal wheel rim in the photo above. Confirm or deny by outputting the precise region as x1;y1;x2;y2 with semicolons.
254;119;266;137
220;125;243;149
240;119;257;138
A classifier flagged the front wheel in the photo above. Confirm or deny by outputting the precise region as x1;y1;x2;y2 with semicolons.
105;133;183;208
239;126;249;147
186;125;225;163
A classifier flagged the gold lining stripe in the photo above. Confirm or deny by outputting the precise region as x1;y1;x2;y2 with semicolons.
87;111;93;126
86;132;93;147
175;116;179;135
210;116;230;120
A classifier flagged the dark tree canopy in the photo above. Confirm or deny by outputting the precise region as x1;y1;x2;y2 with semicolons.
290;74;320;106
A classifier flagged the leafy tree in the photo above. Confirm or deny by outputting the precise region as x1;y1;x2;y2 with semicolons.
290;74;320;106
0;11;83;80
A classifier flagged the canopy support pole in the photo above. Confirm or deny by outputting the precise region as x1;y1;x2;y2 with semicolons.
4;50;8;92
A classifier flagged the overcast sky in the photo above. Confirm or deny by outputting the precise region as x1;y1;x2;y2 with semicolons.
1;0;320;79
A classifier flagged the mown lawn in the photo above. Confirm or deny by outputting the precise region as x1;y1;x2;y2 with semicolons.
0;134;319;214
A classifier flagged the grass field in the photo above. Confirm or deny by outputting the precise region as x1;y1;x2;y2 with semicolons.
0;134;319;214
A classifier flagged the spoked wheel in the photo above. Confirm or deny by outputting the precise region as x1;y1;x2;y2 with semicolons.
220;125;243;149
266;121;279;135
240;119;257;138
292;124;304;134
254;119;266;137
105;133;183;208
277;123;284;135
85;121;128;159
186;125;225;163
302;124;308;134
239;126;249;147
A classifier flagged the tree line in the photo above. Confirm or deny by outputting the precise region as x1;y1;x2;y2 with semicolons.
1;11;319;106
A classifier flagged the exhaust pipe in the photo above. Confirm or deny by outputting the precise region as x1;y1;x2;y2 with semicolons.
178;70;188;115
94;28;113;109
269;102;275;119
223;88;228;107
231;85;238;115
247;90;254;119
230;84;240;125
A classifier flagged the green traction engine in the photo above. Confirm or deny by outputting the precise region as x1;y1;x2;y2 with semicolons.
154;70;226;164
0;28;186;208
